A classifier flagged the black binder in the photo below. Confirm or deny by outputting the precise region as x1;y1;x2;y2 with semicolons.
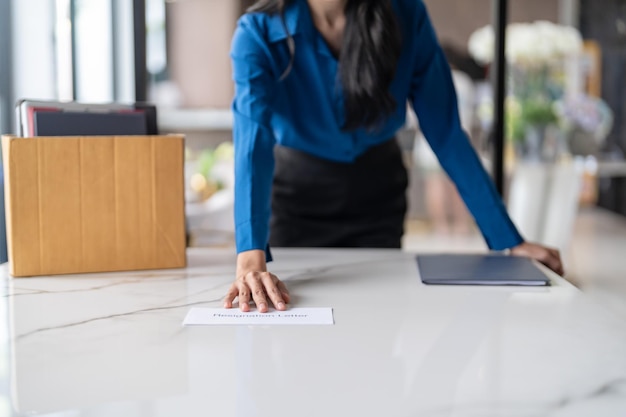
34;111;149;136
15;99;158;137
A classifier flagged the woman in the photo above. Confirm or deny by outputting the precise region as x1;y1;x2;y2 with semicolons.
224;0;563;313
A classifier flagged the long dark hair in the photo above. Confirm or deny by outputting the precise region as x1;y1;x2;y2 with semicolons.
247;0;402;131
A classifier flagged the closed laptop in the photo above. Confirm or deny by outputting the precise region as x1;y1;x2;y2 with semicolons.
417;254;550;286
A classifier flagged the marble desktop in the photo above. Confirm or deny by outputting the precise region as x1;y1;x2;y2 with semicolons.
1;248;625;417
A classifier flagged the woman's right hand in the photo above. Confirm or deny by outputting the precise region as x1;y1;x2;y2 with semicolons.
223;249;290;313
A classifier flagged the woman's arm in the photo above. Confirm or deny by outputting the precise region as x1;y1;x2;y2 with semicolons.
407;1;563;274
225;17;290;311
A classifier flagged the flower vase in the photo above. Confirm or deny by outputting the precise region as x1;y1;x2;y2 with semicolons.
519;124;570;163
520;124;547;162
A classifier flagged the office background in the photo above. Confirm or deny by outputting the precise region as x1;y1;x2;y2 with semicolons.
1;0;624;209
0;0;625;260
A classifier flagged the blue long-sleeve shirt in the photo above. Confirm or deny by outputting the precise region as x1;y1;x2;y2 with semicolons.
230;0;524;255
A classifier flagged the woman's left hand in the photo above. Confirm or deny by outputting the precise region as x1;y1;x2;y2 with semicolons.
511;242;564;276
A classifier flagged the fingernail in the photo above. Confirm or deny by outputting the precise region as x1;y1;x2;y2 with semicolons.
277;302;285;309
259;303;267;311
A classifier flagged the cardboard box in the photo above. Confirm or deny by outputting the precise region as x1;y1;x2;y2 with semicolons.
2;135;187;277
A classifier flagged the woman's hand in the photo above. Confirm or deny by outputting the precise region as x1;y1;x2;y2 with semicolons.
511;242;564;276
223;250;290;313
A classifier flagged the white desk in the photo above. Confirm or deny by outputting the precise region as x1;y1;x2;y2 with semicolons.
2;248;626;416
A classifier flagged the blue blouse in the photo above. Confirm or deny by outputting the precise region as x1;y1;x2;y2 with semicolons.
230;0;523;256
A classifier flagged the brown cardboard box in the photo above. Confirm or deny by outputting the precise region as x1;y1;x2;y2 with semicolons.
2;135;187;277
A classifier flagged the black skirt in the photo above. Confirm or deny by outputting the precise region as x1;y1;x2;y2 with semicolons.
270;139;408;248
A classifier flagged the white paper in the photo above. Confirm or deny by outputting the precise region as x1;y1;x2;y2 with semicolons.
183;307;334;326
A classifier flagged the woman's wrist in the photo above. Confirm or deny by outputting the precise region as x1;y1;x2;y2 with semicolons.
236;249;267;276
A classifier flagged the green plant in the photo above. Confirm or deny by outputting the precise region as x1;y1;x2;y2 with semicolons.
197;149;216;179
521;99;558;126
506;98;525;143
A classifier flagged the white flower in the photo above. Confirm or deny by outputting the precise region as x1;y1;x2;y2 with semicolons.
553;25;583;57
468;25;494;65
507;23;545;65
467;21;583;66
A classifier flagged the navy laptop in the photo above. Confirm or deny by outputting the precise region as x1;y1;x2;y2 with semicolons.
417;254;550;286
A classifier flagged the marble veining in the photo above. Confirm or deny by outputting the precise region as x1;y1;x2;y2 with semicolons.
4;278;150;298
14;298;223;342
1;248;626;417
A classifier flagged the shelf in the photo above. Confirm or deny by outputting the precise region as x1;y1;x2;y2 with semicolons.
159;108;233;132
597;160;626;178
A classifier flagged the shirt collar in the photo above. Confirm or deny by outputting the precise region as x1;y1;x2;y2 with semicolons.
267;0;309;43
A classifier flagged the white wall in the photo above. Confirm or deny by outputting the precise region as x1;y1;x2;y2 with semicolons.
168;0;239;108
